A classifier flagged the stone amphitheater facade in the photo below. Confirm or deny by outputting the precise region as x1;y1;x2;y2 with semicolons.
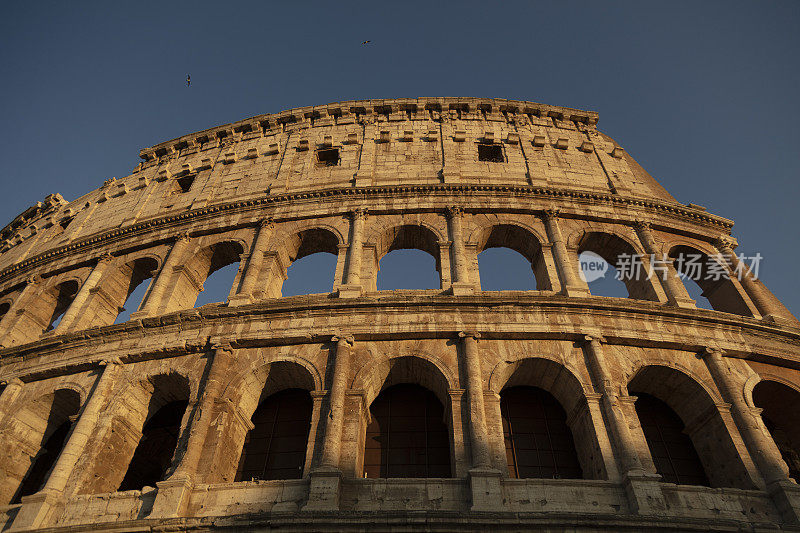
0;97;799;532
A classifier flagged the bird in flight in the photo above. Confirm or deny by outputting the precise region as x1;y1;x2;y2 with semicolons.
361;40;370;45
187;75;191;87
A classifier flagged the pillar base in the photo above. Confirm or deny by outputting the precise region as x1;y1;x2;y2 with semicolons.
667;296;697;309
353;175;373;187
338;284;363;299
621;470;667;516
562;285;590;298
767;479;800;524
468;467;504;512
8;488;61;531
128;310;151;321
762;314;799;327
451;282;475;296
149;474;194;519
301;467;343;512
227;294;253;307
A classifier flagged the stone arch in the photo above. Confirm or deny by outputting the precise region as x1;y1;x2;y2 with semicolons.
627;364;756;489
352;353;455;409
573;230;660;301
471;223;551;290
214;358;321;484
76;256;161;329
163;239;246;312
268;226;341;297
4;275;83;345
369;224;443;290
0;387;82;504
488;357;605;479
76;371;191;495
751;379;800;481
667;244;754;316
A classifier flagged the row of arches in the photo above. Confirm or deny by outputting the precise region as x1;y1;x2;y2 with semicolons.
2;355;799;507
0;219;769;347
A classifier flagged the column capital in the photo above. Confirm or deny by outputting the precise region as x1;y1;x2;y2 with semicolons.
332;334;354;346
543;207;560;220
582;333;606;344
25;274;43;286
445;205;464;218
176;231;192;242
0;377;24;388
633;220;652;231
713;235;738;252
97;252;115;264
349;208;368;220
211;342;234;355
257;217;275;229
699;346;725;359
458;331;481;340
99;356;123;367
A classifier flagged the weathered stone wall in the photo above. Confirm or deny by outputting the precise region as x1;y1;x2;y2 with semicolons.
0;97;799;532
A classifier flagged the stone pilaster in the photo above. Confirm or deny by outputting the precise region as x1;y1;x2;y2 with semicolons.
303;335;353;511
10;358;123;531
542;209;589;297
633;221;695;308
339;209;367;298
0;378;24;429
131;233;191;318
714;237;799;325
580;335;666;515
54;254;114;333
459;331;503;511
448;207;474;296
229;219;274;306
150;344;235;518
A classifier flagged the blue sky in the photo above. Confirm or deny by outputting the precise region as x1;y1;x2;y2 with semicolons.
1;1;798;314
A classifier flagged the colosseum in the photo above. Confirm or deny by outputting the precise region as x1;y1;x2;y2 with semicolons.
0;97;798;532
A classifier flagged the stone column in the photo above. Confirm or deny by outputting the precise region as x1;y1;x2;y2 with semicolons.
542;209;588;297
339;209;366;298
581;335;666;514
303;335;353;511
151;344;234;518
54;254;114;333
0;278;41;342
131;233;191;318
459;332;503;511
0;378;24;428
229;219;274;306
448;207;474;295
634;221;695;308
11;358;123;531
714;237;798;325
699;347;800;523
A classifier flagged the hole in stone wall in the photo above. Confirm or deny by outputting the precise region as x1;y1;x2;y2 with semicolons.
317;148;340;167
378;249;439;290
118;399;189;491
235;389;312;481
578;252;629;298
753;381;800;482
176;176;195;193
478;143;504;162
59;216;75;230
282;252;337;296
194;262;239;307
114;277;152;323
478;248;537;290
0;301;10;322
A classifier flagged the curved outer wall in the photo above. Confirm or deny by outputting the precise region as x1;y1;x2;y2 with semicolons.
0;97;799;531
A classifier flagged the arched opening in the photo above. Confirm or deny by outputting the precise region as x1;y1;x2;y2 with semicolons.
668;245;753;316
280;228;339;296
633;393;709;486
578;232;659;301
628;365;754;489
165;240;244;311
494;358;601;479
501;386;582;479
225;361;318;484
45;280;80;331
752;380;800;481
365;384;451;478
475;225;549;290
359;356;453;478
0;301;10;323
376;225;441;290
112;373;190;492
235;388;312;481
100;257;159;325
3;388;81;505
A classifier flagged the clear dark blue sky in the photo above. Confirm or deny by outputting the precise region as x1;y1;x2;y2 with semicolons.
1;1;798;313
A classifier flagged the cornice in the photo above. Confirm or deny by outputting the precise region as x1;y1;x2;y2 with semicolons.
0;183;733;285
